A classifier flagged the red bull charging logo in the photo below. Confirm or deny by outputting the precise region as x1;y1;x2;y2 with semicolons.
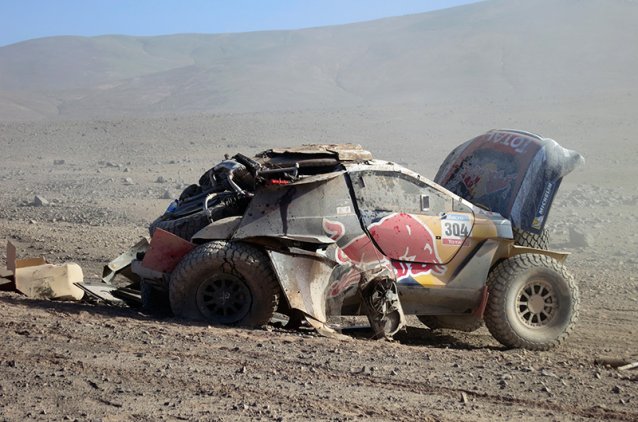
323;213;445;282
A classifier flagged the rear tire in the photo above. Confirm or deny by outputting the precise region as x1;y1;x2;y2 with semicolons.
417;315;483;332
169;241;279;327
484;254;579;350
149;209;211;240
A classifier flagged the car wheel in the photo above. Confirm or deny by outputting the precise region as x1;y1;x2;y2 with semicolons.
485;254;579;350
417;315;483;332
169;241;279;327
513;228;550;249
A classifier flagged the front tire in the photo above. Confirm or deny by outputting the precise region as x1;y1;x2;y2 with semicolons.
485;254;579;350
169;241;280;327
513;228;550;249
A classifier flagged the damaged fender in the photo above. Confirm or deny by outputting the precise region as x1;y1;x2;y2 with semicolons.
267;249;349;339
267;247;406;339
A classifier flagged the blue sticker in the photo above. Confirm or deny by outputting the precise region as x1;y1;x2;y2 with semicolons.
443;213;471;221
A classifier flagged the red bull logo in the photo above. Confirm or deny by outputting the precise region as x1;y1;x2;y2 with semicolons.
460;161;515;199
323;213;445;283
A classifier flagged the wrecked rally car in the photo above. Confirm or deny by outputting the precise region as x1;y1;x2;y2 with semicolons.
127;129;584;351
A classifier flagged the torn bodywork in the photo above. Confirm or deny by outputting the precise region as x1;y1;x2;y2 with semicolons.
102;238;149;284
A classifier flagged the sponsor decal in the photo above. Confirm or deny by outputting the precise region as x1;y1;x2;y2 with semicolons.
537;181;554;217
440;213;472;246
323;214;446;282
444;213;470;221
531;216;544;230
460;162;516;199
532;181;555;230
486;131;532;154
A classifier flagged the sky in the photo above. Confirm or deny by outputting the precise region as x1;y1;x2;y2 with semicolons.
0;0;483;47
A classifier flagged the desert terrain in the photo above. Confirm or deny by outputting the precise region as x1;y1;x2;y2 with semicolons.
1;0;637;420
1;101;637;421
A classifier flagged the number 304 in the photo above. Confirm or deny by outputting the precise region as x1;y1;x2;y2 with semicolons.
444;222;469;237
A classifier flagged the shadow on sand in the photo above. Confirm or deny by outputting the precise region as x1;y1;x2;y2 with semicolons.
1;291;504;350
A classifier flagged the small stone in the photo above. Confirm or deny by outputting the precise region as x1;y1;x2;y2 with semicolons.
612;385;622;394
155;176;167;183
53;159;65;165
461;392;469;404
161;190;172;199
123;177;134;185
34;195;49;206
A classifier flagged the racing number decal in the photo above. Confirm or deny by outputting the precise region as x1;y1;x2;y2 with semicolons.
443;221;469;237
441;214;472;246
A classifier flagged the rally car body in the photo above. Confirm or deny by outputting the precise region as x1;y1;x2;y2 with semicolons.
130;130;583;349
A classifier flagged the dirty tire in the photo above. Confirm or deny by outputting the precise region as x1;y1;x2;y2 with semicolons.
169;241;279;327
513;228;550;249
417;315;484;332
484;254;579;350
149;209;210;240
140;280;171;316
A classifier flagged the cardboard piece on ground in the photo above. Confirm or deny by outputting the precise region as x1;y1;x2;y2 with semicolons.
15;263;84;301
5;240;84;301
6;241;16;272
0;245;15;290
16;257;47;268
142;228;195;273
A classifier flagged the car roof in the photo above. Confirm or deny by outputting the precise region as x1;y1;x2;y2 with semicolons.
259;143;373;162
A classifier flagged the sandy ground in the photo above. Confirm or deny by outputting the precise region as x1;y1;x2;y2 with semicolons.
0;104;637;420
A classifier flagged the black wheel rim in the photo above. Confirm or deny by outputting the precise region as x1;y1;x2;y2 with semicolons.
515;277;558;328
196;274;252;324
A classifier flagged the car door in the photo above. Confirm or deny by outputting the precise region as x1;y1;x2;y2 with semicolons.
348;170;474;267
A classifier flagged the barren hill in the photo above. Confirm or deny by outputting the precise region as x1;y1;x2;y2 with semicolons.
1;0;637;120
